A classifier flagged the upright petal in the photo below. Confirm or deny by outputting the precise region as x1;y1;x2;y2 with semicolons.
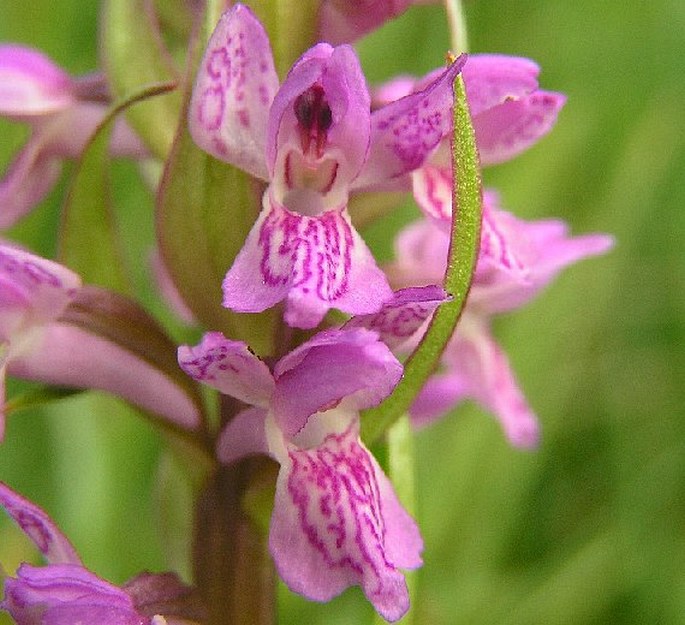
475;90;566;166
271;328;402;436
269;421;422;622
388;217;449;287
222;194;392;328
354;55;466;190
0;481;82;565
267;43;370;208
0;45;74;117
178;332;274;408
188;4;278;180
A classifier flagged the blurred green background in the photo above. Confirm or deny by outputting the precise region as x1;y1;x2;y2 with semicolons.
0;1;683;623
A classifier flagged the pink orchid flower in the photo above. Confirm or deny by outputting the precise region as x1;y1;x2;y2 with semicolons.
388;191;614;447
179;328;422;622
188;4;465;328
374;54;567;221
0;481;200;625
0;44;146;229
0;244;200;440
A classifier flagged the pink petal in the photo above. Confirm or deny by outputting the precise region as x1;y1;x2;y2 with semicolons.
267;43;370;199
411;163;453;221
318;0;413;45
410;371;470;428
344;285;449;349
0;45;75;117
475;90;566;165
473;196;615;313
223;194;392;328
272;328;402;437
462;54;541;116
2;563;142;625
269;422;422;622
188;4;278;181
0;481;82;564
216;406;269;465
178;332;274;408
10;323;202;430
354;54;466;190
371;75;416;109
0;244;81;330
441;332;540;448
0;139;63;229
389;217;449;287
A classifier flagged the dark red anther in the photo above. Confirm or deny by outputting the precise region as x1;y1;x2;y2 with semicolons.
294;84;333;157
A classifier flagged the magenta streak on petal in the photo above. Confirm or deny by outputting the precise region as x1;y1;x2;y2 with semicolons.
478;203;526;276
180;346;241;384
258;203;353;303
285;426;400;602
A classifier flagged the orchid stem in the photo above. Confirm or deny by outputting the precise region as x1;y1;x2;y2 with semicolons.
443;0;469;55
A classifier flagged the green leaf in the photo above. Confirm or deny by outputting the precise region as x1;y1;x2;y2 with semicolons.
361;74;482;444
59;83;176;294
101;0;182;159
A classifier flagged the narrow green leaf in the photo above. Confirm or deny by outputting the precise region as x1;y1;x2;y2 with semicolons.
101;0;182;159
361;74;482;444
59;83;176;294
59;121;128;293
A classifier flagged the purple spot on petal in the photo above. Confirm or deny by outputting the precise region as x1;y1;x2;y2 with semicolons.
237;109;250;128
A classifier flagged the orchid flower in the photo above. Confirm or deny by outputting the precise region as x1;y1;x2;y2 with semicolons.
188;4;465;328
388;191;614;447
374;55;566;221
0;481;201;625
179;328;422;621
0;44;146;229
0;243;201;440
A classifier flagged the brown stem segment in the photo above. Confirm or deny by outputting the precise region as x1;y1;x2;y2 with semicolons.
193;458;278;625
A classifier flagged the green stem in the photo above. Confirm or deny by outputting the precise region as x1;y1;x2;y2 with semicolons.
192;459;277;625
443;0;469;54
361;74;482;445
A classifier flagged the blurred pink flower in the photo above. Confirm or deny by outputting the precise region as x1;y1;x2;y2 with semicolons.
389;191;614;447
0;44;146;229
